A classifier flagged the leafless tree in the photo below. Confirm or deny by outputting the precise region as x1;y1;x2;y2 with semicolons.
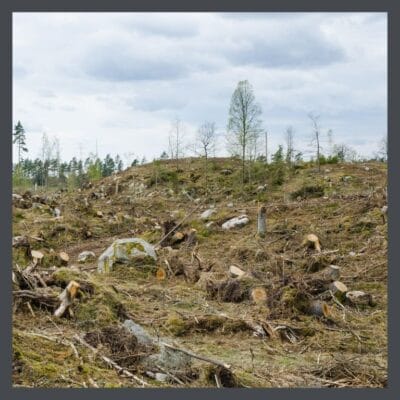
284;126;295;168
308;113;322;172
227;80;263;184
195;121;216;192
168;117;185;170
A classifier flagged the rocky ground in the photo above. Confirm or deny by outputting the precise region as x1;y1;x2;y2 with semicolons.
12;158;387;388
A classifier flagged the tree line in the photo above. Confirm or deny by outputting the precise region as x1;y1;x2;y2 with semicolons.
13;80;387;190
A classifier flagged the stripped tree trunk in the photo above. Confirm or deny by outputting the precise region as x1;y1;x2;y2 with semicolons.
257;206;267;238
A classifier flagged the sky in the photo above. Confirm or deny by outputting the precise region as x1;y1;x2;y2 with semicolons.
13;12;387;164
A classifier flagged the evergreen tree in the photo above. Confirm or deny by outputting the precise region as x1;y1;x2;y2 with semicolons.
160;151;169;160
13;121;28;163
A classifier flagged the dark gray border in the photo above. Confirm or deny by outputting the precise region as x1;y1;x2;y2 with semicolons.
2;1;398;399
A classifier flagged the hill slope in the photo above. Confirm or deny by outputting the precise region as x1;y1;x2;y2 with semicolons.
12;158;387;388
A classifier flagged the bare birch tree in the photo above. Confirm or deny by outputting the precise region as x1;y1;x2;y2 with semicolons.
308;113;322;172
168;117;185;170
227;80;263;185
284;126;295;168
196;121;216;192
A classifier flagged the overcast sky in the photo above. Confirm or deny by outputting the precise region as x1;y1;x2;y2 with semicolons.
13;12;387;164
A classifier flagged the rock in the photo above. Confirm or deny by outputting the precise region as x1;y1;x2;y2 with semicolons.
123;319;192;373
227;202;234;208
229;265;247;278
205;221;215;228
200;209;216;220
78;251;96;263
155;373;168;382
96;211;104;218
123;319;155;347
98;238;157;273
365;166;370;171
222;215;249;230
257;184;267;192
220;169;232;175
53;208;61;217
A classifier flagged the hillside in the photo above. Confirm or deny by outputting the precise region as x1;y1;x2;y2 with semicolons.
12;157;388;388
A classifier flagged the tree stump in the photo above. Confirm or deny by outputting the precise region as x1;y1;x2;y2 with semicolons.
257;206;267;238
329;281;348;301
54;280;80;318
302;234;322;252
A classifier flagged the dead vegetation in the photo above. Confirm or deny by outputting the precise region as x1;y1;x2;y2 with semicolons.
12;158;387;388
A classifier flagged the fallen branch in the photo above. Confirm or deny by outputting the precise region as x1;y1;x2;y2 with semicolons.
73;334;149;387
161;342;231;369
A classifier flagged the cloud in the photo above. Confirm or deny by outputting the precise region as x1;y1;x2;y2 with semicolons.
12;12;387;161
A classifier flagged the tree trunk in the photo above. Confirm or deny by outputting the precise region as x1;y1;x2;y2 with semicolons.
257;206;267;237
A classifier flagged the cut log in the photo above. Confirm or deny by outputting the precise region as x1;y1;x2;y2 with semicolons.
303;234;322;252
171;231;185;245
345;291;375;307
54;280;80;318
329;281;348;301
156;267;167;280
257;206;267;238
250;287;267;304
59;252;70;266
228;265;247;279
30;250;44;263
307;300;331;318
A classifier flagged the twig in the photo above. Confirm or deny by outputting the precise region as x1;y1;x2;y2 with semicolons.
26;301;35;317
73;334;149;387
214;373;222;388
162;342;231;369
155;364;185;385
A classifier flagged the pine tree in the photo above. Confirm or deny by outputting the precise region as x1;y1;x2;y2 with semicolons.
13;121;28;164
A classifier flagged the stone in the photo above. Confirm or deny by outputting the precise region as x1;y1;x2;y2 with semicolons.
222;215;249;230
227;202;234;208
123;319;155;347
98;238;157;273
256;184;267;192
53;208;61;217
200;209;216;220
78;251;96;263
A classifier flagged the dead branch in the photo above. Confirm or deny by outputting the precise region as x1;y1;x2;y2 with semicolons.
73;334;149;387
161;342;231;369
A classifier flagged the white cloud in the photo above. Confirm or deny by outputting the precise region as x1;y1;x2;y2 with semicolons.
12;12;387;162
